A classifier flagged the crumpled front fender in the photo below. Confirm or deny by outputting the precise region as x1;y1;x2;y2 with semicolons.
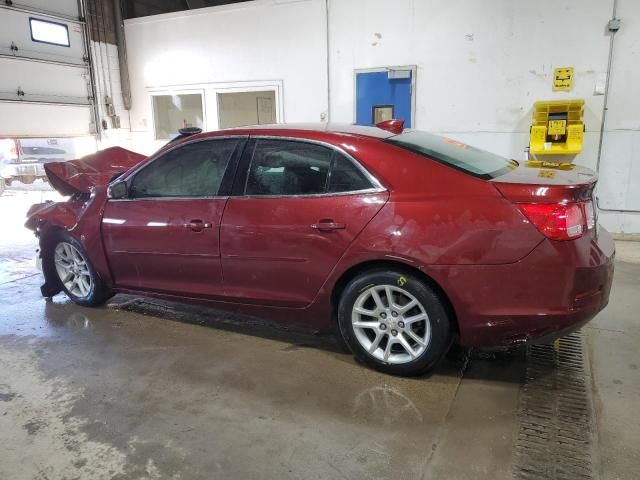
25;200;83;233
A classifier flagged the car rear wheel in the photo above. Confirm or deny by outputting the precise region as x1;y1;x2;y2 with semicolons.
338;269;451;376
46;232;112;307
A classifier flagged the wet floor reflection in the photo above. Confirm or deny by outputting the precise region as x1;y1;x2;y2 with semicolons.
45;305;92;330
352;385;424;426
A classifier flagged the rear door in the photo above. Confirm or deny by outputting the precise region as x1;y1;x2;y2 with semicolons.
102;137;245;297
220;138;388;307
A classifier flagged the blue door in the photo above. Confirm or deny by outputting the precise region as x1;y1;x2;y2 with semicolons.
355;70;412;127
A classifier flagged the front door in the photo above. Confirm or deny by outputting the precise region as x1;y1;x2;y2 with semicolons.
355;69;413;127
102;137;244;297
220;138;388;307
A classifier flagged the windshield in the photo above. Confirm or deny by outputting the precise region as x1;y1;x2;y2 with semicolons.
386;130;514;179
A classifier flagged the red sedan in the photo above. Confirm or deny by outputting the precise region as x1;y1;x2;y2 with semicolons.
25;122;614;375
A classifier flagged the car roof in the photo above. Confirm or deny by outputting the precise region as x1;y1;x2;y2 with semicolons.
186;123;396;143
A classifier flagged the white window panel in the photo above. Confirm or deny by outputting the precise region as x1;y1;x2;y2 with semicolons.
29;18;70;47
151;93;205;140
217;90;276;129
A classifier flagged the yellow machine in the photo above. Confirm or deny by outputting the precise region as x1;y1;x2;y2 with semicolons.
529;99;585;156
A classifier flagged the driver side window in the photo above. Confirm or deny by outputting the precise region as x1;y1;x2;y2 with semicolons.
130;139;238;198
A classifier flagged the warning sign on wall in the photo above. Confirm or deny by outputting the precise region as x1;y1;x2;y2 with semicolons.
553;67;574;92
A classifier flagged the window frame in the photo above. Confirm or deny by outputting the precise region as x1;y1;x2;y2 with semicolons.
234;136;386;199
149;90;206;141
29;17;71;48
372;104;394;125
216;89;278;129
111;136;247;202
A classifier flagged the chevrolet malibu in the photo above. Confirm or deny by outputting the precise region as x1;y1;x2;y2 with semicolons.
25;121;614;376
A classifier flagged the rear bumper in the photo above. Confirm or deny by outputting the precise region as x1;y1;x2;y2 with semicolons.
436;228;615;347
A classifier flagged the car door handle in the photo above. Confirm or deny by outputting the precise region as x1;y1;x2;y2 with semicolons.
311;219;346;232
184;219;212;232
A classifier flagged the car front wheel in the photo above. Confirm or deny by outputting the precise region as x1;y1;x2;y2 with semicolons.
46;232;112;307
338;269;451;376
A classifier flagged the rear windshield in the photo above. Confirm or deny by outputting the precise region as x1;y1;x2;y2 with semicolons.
386;130;514;179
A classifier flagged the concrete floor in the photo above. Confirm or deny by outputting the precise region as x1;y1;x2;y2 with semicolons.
0;189;638;480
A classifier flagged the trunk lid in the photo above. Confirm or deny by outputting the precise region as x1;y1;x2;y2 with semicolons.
44;146;145;196
491;160;597;203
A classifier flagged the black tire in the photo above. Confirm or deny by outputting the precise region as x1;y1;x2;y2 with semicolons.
44;231;112;307
337;269;451;376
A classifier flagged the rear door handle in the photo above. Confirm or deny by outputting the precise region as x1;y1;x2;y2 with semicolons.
184;219;212;233
311;219;346;232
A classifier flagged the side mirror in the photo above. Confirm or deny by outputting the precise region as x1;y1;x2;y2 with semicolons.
107;180;128;199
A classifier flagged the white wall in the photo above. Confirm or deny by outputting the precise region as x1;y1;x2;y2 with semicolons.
330;0;611;160
329;0;640;233
595;0;640;233
124;0;329;154
120;0;639;233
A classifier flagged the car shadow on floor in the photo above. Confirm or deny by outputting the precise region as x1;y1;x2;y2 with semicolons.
40;290;526;384
91;294;527;383
106;293;349;352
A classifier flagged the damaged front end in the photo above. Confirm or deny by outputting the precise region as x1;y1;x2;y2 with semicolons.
26;194;93;297
25;146;146;297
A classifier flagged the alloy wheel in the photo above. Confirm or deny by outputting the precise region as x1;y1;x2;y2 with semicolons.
351;284;431;364
54;242;93;299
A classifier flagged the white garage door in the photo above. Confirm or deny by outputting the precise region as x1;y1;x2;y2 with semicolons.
0;1;94;137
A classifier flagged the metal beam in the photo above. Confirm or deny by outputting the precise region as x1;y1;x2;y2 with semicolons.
112;0;131;110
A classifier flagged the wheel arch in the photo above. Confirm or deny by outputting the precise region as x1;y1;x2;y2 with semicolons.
39;221;75;255
330;259;460;337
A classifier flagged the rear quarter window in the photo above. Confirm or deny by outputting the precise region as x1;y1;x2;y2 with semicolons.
328;153;373;193
386;131;515;179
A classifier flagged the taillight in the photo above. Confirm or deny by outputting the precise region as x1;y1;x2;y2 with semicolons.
518;202;587;241
584;200;595;230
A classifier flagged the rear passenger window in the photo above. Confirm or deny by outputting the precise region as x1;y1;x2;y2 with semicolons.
328;153;373;192
245;140;332;195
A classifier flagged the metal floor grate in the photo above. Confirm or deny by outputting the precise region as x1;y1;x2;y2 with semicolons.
513;331;596;480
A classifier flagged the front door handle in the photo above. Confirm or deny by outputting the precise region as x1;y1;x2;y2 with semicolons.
184;219;212;233
311;219;346;232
